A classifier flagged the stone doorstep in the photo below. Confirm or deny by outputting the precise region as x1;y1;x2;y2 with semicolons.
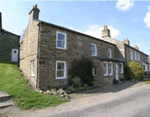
0;100;14;109
0;91;10;102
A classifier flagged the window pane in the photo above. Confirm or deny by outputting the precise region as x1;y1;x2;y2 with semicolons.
57;40;62;48
92;50;95;55
57;63;64;69
58;33;65;41
92;45;95;49
57;70;64;77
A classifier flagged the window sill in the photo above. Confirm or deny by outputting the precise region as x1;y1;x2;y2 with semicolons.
56;77;67;79
104;74;108;76
56;47;67;50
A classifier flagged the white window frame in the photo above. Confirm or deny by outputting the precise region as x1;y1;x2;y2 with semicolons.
103;61;108;76
138;52;140;61
109;62;113;75
120;62;123;73
91;43;97;56
134;50;137;61
149;65;150;71
31;60;35;77
92;67;97;76
130;49;133;60
108;48;112;58
56;61;67;79
56;31;67;50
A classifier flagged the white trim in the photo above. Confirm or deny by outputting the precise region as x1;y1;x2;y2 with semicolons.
56;61;67;79
91;43;97;56
130;49;133;60
103;61;108;76
134;50;137;61
109;62;113;75
138;52;140;61
31;60;35;77
92;67;97;76
56;31;67;50
108;48;112;58
149;65;150;71
120;62;123;73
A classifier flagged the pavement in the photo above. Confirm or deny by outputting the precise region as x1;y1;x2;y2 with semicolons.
1;81;150;117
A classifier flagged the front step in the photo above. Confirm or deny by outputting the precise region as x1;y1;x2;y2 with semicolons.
0;91;13;108
0;100;13;109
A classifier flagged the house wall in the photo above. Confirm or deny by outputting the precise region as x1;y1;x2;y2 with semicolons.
125;45;148;65
0;31;20;62
37;23;124;90
19;20;39;89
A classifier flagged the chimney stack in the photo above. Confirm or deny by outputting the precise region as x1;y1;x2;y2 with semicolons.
102;25;111;38
0;12;2;31
29;4;40;22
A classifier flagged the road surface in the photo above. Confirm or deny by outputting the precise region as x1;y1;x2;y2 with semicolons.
30;84;150;117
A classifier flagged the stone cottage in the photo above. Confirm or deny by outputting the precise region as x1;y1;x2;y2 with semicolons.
20;5;125;90
102;26;149;71
0;12;20;63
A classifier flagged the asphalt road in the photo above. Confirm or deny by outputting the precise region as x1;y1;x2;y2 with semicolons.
30;85;150;117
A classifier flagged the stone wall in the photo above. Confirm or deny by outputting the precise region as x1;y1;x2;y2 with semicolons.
0;30;20;62
20;20;39;89
37;23;124;90
125;45;148;65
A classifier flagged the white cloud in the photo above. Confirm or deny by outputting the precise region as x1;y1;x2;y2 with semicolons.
136;43;145;47
144;6;150;28
68;25;120;39
148;6;150;10
110;19;118;23
133;17;138;22
116;0;134;12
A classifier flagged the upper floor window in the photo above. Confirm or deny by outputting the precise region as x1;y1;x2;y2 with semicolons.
134;51;137;60
91;43;97;56
56;31;67;49
56;61;67;79
138;52;140;61
108;48;112;58
109;62;113;75
103;61;108;76
130;49;133;60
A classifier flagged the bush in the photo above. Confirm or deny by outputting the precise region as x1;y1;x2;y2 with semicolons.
68;56;94;86
72;77;82;88
124;61;144;81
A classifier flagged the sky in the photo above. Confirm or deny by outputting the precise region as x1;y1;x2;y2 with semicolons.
0;0;150;55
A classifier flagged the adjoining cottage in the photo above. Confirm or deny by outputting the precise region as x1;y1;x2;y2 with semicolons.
20;5;148;90
0;13;20;63
102;26;149;71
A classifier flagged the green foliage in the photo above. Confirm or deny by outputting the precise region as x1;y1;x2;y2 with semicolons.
0;61;69;110
68;56;94;86
72;77;82;88
124;61;144;81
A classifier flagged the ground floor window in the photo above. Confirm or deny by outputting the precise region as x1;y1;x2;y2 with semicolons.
103;61;108;76
31;60;35;77
109;62;113;75
93;67;97;76
149;65;150;71
56;61;67;79
142;65;145;71
120;62;124;73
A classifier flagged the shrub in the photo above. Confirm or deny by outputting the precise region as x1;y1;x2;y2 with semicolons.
124;61;144;81
72;77;82;88
68;56;94;86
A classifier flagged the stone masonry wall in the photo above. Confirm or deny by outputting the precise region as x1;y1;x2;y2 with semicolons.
37;23;124;90
20;20;39;89
0;31;20;61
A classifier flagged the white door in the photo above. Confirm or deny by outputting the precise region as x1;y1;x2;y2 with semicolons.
115;63;119;80
11;49;18;62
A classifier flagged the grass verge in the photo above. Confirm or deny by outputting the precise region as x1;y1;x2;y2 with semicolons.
0;60;69;110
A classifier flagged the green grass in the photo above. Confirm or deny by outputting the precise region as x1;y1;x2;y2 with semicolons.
145;78;150;84
0;60;69;110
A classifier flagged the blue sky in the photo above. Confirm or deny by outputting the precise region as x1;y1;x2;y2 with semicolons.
0;0;150;55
